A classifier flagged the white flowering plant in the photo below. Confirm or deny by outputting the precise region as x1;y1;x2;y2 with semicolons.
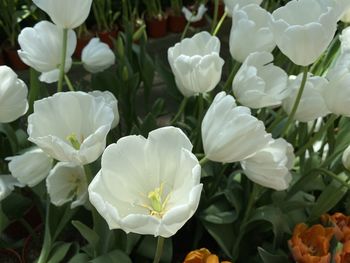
2;0;350;262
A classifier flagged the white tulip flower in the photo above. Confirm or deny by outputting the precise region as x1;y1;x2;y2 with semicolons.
323;72;350;117
224;0;262;16
202;92;272;163
89;90;119;129
342;145;350;170
229;4;275;63
33;0;92;29
82;38;115;73
340;27;350;53
6;148;53;187
168;32;224;97
282;74;330;122
232;52;289;108
270;0;339;66
18;21;76;83
0;66;28;123
27;92;114;165
89;126;202;237
240;138;294;191
46;162;88;209
326;52;350;80
341;8;350;23
182;4;207;23
0;175;23;201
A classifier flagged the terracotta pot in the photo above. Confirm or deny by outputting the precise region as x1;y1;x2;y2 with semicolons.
0;248;22;263
209;0;225;19
146;16;168;38
74;34;93;59
3;47;28;70
98;30;118;49
168;13;186;33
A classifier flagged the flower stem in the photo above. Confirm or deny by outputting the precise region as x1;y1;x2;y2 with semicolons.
210;0;219;34
199;156;209;166
64;74;75;91
223;61;240;92
37;200;52;263
212;11;227;36
295;115;338;156
281;66;308;136
170;97;188;125
153;236;165;263
57;28;69;93
181;19;191;40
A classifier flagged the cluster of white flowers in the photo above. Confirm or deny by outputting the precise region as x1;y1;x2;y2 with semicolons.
2;0;350;244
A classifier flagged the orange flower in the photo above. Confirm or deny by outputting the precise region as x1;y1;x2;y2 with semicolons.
330;213;350;242
183;248;231;263
335;240;350;263
288;223;334;263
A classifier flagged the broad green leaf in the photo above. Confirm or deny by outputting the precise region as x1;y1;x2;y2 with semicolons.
90;249;132;263
309;175;348;221
68;253;90;263
72;220;99;248
258;247;289;263
47;242;72;263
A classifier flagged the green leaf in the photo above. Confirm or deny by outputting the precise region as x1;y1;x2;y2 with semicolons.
0;123;18;153
47;242;72;263
68;253;90;263
258;247;289;263
309;175;348;221
136;236;172;262
72;220;99;248
90;249;132;263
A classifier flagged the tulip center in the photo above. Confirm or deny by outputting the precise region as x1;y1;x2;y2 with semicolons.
142;183;171;218
66;133;82;150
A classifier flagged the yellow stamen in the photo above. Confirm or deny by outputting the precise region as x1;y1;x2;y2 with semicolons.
66;133;81;150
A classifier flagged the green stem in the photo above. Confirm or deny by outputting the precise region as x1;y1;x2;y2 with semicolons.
64;74;75;91
170;97;188;125
212;11;227;36
232;183;259;261
315;168;350;189
211;0;219;34
57;28;69;92
281;66;309;136
199;156;209;166
37;201;52;263
295;115;338;156
181;19;191;40
223;62;240;92
153;236;165;263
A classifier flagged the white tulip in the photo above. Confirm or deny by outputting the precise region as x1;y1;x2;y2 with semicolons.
0;66;28;123
342;145;350;170
82;38;115;73
33;0;92;29
0;175;23;201
326;52;350;81
202;92;271;163
282;74;330;122
323;72;350;117
240;138;294;191
182;4;207;23
18;21;76;83
6;148;53;187
232;52;288;108
27;91;114;165
89;90;119;129
168;32;224;97
46;162;88;209
341;8;350;23
340;27;350;53
89;126;202;237
224;0;262;16
229;4;275;63
270;0;339;66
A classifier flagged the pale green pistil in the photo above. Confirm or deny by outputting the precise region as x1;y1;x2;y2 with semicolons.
66;133;81;150
142;183;171;218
